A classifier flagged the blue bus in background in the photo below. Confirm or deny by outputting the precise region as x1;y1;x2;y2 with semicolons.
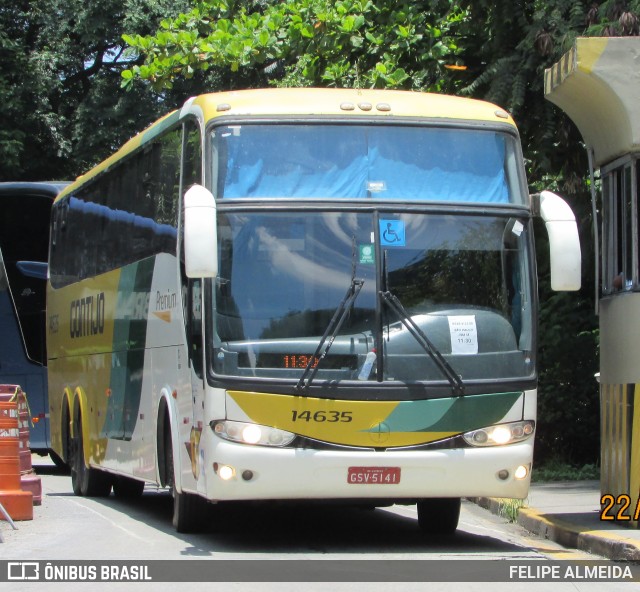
0;182;67;466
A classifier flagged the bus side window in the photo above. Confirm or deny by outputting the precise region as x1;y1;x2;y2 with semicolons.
50;200;69;287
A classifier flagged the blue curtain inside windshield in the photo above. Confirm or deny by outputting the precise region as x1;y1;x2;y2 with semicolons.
215;125;510;203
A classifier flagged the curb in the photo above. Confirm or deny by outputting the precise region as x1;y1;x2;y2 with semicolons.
469;497;640;561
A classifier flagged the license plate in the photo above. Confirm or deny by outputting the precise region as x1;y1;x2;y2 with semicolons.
347;466;401;485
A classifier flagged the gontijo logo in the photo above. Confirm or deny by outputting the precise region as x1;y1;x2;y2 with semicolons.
70;292;105;338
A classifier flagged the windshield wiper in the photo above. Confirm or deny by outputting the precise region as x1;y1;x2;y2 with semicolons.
379;290;465;396
296;237;364;391
295;278;364;391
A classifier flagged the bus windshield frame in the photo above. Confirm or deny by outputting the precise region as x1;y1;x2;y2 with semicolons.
206;121;536;398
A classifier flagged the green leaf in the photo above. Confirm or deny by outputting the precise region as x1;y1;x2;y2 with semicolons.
387;67;409;86
342;15;355;32
300;24;315;38
365;31;383;45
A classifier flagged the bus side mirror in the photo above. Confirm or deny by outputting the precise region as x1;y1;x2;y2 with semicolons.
533;191;581;291
184;184;218;278
16;261;48;280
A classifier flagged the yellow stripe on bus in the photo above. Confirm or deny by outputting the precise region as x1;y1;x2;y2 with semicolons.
226;390;457;448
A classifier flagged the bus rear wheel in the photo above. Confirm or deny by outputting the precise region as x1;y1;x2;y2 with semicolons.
70;410;112;497
417;498;461;535
49;450;69;472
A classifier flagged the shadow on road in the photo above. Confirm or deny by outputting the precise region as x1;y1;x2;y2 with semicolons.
34;456;530;558
61;490;526;557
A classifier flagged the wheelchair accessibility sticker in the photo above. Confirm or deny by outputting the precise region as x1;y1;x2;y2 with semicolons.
379;219;406;246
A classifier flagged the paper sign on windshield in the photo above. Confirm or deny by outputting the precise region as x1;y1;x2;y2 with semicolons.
448;315;478;355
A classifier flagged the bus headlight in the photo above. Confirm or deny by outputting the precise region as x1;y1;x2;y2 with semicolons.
211;420;296;447
463;420;535;447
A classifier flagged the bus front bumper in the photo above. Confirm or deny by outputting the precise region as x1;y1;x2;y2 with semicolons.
199;436;533;502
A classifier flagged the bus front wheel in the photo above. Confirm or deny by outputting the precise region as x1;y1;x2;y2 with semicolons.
417;498;461;535
165;425;207;533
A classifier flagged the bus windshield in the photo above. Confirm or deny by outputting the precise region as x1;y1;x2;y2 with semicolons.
212;211;534;385
211;124;524;204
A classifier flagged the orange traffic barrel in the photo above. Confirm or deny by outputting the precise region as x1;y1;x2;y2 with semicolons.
0;384;21;406
0;484;33;521
0;401;20;485
0;384;19;397
0;400;33;521
16;392;32;472
19;472;42;506
0;386;42;505
0;456;20;491
16;389;42;505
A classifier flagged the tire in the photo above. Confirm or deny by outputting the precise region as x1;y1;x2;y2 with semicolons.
49;450;69;472
172;481;207;533
417;498;461;535
165;424;207;533
70;410;112;497
113;476;145;498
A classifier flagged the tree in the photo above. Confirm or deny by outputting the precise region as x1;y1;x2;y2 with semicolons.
0;0;194;180
121;0;467;92
121;1;639;188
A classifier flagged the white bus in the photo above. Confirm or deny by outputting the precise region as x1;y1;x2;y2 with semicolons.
47;88;581;533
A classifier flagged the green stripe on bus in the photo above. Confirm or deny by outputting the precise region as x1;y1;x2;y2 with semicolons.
364;391;522;434
101;257;155;441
